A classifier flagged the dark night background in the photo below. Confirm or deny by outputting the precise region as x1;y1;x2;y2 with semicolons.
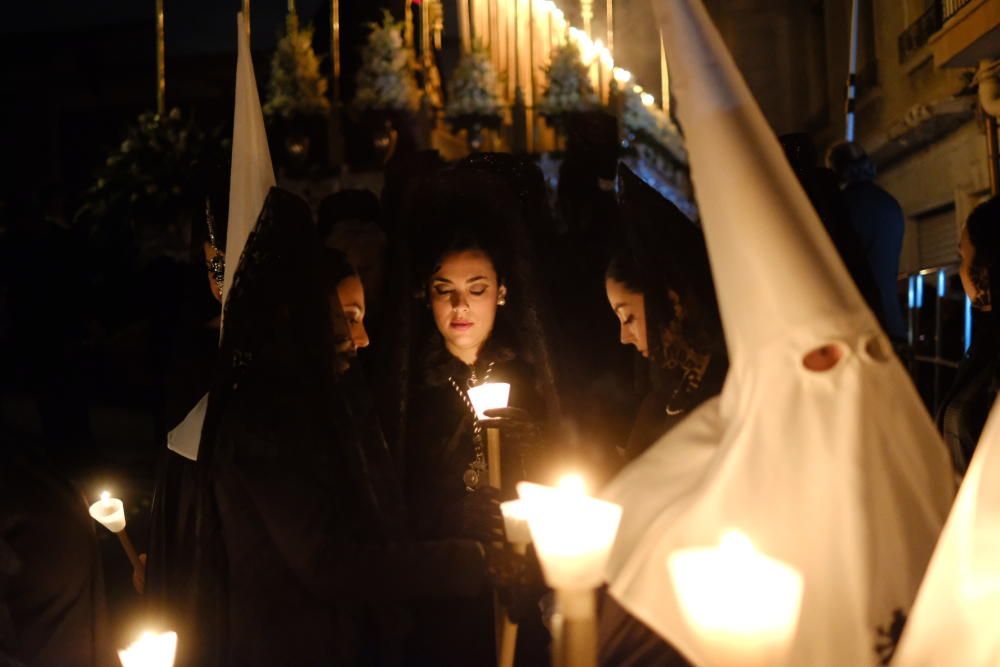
0;1;406;644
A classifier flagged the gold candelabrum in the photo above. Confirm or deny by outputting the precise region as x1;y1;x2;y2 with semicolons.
445;0;662;155
580;0;593;37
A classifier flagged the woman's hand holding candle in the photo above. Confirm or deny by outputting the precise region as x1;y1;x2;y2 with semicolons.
481;407;541;452
88;490;144;591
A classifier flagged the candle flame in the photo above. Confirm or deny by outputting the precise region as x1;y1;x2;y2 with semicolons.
101;491;110;502
640;92;655;107
613;67;632;84
118;630;178;667
720;530;754;555
557;473;586;496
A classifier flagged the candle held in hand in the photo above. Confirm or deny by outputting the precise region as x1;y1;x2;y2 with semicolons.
516;476;622;591
667;531;803;667
467;382;511;420
89;490;127;533
500;498;532;545
117;630;177;667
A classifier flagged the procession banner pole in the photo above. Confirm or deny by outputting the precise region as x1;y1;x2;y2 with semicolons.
845;0;859;140
155;0;165;115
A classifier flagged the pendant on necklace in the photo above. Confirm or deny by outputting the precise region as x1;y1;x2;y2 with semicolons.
464;459;487;490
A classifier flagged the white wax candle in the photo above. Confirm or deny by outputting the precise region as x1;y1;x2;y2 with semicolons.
667;531;803;667
118;630;177;667
516;475;622;591
500;498;533;545
467;382;511;420
89;491;127;534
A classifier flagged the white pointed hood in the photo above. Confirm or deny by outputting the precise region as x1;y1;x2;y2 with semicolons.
894;399;1000;666
222;11;275;311
662;0;864;359
602;1;954;665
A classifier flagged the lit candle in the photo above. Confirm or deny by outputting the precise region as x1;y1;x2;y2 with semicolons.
517;475;621;592
612;67;632;85
498;498;532;667
89;490;126;533
467;382;511;420
117;630;178;667
500;498;533;547
667;531;804;667
89;490;144;581
517;475;622;667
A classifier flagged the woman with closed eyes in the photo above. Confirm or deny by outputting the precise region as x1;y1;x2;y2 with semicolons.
393;163;557;667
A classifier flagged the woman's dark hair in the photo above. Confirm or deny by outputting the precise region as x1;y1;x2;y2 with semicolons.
614;167;725;368
966;196;1000;311
605;250;643;294
409;168;515;291
826;140;876;185
319;246;359;292
317;189;381;242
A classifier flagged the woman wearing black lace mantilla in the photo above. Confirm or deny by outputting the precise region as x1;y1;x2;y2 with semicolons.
187;187;533;667
392;160;561;666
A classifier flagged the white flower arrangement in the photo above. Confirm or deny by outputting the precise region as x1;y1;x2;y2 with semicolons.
621;84;686;163
445;44;504;124
264;12;330;119
537;42;599;119
354;11;419;112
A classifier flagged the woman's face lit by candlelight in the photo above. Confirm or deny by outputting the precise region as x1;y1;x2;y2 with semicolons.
430;250;506;365
330;274;370;372
606;278;648;357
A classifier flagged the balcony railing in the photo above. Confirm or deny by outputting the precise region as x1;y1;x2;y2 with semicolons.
898;0;978;62
898;3;943;62
942;0;974;21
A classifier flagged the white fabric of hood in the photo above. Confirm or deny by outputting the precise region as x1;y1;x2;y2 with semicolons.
603;1;954;665
222;11;276;315
894;397;1000;666
166;392;209;461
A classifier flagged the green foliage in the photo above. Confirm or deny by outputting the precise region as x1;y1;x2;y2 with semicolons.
445;42;504;125
353;10;419;112
264;11;331;119
75;108;230;263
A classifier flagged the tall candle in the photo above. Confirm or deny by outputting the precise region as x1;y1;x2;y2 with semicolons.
458;0;471;52
667;531;803;667
500;498;533;546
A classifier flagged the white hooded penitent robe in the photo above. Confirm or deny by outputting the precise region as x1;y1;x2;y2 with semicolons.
603;1;954;665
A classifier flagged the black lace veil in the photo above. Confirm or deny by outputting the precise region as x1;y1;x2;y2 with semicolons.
615;165;726;374
189;187;401;665
379;155;564;473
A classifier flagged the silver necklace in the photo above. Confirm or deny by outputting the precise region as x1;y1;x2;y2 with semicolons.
448;360;495;491
664;355;709;417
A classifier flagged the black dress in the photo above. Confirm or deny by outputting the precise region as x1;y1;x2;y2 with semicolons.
936;313;1000;474
623;353;728;460
0;450;114;667
404;338;549;667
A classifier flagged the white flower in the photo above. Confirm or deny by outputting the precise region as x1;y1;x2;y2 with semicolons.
445;45;504;120
354;11;418;111
537;43;599;117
